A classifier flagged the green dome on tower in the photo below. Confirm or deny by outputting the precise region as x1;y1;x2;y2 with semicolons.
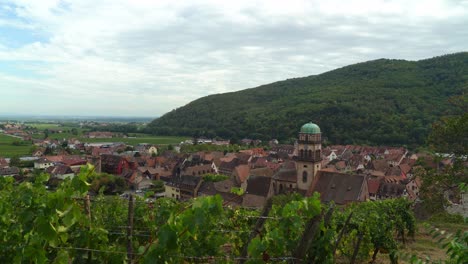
300;122;321;134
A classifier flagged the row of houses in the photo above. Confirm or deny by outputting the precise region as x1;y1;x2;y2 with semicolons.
3;120;456;210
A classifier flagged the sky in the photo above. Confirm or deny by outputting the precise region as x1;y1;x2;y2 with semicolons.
0;0;467;117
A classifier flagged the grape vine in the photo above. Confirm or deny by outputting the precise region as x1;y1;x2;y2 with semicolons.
3;165;462;263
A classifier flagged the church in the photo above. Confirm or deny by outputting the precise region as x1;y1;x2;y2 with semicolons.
272;122;368;204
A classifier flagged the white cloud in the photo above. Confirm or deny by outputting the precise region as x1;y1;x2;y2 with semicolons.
0;0;467;116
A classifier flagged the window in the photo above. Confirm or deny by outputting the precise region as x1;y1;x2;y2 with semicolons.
308;150;312;158
302;171;308;183
300;149;304;157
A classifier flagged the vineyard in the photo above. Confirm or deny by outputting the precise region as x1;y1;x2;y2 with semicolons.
0;165;465;263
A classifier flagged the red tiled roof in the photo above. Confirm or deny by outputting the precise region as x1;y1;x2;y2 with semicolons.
308;171;367;204
367;179;381;194
235;164;250;183
399;164;412;175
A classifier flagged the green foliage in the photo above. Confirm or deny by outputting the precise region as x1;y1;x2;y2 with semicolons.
149;53;468;147
417;224;468;264
248;193;324;263
231;187;245;196
0;165;115;262
0;167;426;263
151;179;165;193
335;198;416;263
180;143;243;153
428;95;468;155
203;173;229;182
88;173;128;195
416;158;468;214
9;155;21;167
428;212;466;225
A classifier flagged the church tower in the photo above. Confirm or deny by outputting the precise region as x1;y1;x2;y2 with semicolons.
296;122;322;192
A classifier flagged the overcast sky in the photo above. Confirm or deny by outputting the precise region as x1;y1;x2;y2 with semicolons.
0;0;467;117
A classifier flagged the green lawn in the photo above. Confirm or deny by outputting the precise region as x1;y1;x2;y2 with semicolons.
0;134;31;158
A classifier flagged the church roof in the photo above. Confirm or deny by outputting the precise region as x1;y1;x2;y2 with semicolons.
300;122;321;134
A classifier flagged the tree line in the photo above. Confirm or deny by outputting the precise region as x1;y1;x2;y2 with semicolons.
148;53;468;148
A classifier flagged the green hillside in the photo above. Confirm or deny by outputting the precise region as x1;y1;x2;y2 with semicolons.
148;53;468;146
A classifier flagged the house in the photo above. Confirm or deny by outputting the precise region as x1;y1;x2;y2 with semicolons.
46;155;87;170
136;177;154;190
307;171;369;205
272;162;298;194
100;154;131;175
322;148;338;162
250;157;268;169
212;139;230;146
165;175;203;200
233;164;250;190
0;167;20;177
197;180;243;206
0;158;8;168
378;181;406;199
218;158;246;176
34;158;54;169
148;146;158;155
165;184;181;199
135;144;159;156
182;164;215;177
239;148;267;157
242;175;273;208
250;167;275;178
46;165;74;179
137;166;163;180
32;149;44;157
270;144;295;158
196;138;212;144
367;178;381;201
241;138;253;145
86;132;113;138
406;177;422;201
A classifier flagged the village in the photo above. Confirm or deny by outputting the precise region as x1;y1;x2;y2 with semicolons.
0;120;452;209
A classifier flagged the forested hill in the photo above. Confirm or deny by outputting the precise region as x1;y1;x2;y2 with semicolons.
148;53;468;146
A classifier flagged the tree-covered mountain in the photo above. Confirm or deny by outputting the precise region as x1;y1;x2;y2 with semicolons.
148;53;468;147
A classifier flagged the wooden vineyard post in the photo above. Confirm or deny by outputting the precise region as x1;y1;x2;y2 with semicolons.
127;194;134;264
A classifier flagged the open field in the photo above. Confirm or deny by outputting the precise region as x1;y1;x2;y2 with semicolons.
78;136;188;145
0;132;187;158
0;134;18;144
26;123;63;129
0;134;31;157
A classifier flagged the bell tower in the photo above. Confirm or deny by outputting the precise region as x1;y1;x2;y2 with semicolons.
296;122;322;192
